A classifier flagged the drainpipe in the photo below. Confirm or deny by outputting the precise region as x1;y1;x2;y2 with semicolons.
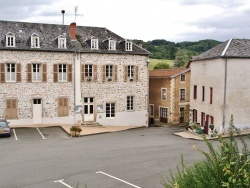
222;57;228;134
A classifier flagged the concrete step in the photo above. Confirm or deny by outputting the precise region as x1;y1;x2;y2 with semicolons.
81;122;102;127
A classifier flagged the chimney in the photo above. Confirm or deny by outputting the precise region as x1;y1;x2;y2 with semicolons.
70;22;76;41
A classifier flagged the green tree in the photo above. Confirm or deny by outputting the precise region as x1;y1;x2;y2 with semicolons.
173;50;189;68
153;62;171;69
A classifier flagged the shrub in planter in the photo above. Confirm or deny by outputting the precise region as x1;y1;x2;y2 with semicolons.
70;125;82;136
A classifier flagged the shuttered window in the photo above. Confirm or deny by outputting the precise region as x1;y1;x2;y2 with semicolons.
58;98;69;117
0;64;5;83
103;65;117;81
54;64;72;82
5;99;17;119
27;64;47;82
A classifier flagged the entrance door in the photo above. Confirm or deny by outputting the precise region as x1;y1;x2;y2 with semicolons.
84;97;94;122
179;107;185;123
33;99;42;124
160;107;168;123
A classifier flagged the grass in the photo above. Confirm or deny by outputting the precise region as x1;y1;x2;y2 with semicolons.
149;59;174;70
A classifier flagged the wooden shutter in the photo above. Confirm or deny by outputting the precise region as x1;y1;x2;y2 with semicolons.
42;64;47;82
53;64;58;82
81;64;85;81
5;99;17;119
16;64;21;82
58;98;68;117
102;65;106;81
0;64;5;83
124;65;128;81
27;64;32;82
93;65;97;81
113;65;117;81
68;64;72;82
135;65;139;81
64;98;69;116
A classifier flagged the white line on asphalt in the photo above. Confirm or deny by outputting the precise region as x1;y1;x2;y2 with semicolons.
96;171;141;188
12;129;19;140
37;128;47;139
54;179;73;188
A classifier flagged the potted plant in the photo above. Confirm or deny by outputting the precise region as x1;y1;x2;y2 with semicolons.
70;125;82;137
209;124;214;131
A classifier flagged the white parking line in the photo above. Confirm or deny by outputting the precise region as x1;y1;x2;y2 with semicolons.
54;179;73;188
37;128;47;139
12;129;19;140
96;171;141;188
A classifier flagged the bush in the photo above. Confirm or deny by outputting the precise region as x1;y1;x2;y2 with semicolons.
163;115;250;188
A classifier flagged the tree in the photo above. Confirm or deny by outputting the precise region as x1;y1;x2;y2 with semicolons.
173;50;189;68
153;62;171;69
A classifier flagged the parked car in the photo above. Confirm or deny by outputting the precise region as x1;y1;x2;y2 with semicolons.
0;119;11;137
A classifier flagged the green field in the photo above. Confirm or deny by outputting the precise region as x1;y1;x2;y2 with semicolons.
149;59;174;70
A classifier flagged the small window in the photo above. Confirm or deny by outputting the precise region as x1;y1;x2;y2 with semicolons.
194;85;197;99
31;34;40;48
180;74;185;82
6;33;15;47
85;64;93;80
180;89;185;100
32;64;42;82
91;39;98;49
109;40;116;50
210;87;213;104
128;65;134;80
6;63;16;82
106;103;115;118
161;88;167;101
106;65;113;80
127;96;134;111
58;64;67;82
125;41;132;51
58;36;66;49
202;86;205;101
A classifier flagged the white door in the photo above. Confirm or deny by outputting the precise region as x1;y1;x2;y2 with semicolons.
33;99;42;124
83;97;94;122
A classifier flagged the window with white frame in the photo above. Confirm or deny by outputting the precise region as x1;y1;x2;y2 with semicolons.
161;88;167;101
91;39;98;49
128;65;134;79
31;34;40;48
109;40;116;50
106;65;113;79
180;89;186;100
32;64;42;82
85;64;93;79
6;33;15;47
106;103;115;118
58;64;67;82
180;74;186;82
125;41;132;51
58;36;66;49
127;96;134;111
6;63;16;82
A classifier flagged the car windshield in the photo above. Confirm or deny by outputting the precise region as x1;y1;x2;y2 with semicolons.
0;122;8;128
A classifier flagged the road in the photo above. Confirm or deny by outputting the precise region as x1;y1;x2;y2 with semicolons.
0;126;223;188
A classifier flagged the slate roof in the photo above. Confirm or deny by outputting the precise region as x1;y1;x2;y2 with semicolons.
0;20;149;55
149;68;188;78
191;39;250;61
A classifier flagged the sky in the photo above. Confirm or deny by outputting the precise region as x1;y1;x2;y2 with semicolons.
1;0;250;42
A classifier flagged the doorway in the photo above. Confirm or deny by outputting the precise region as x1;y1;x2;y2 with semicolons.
83;97;94;122
33;98;42;124
159;107;168;123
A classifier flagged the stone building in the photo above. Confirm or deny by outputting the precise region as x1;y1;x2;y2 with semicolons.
189;39;250;134
149;68;190;125
0;20;149;127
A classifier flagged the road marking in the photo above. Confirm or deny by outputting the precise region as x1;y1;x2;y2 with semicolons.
54;179;73;188
12;129;19;140
37;128;46;139
96;171;141;188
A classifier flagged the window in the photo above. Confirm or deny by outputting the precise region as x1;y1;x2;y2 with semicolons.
58;98;69;117
194;85;197;99
128;65;134;79
53;64;72;82
202;86;205;101
179;107;185;123
124;65;138;81
193;109;197;122
149;104;154;116
127;96;134;111
32;64;42;82
180;89;185;100
58;64;67;82
161;88;167;101
5;99;17;119
6;33;15;47
106;65;113;79
210;87;213;104
106;103;115;118
27;64;46;82
6;63;16;82
58;36;66;48
109;40;116;50
125;41;132;51
91;39;98;49
102;65;117;81
81;64;97;81
201;112;205;126
85;64;93;80
180;74;185;82
31;34;40;48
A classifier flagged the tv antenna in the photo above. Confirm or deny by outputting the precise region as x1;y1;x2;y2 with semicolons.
74;6;83;22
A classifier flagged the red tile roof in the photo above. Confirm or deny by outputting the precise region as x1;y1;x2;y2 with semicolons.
149;68;187;78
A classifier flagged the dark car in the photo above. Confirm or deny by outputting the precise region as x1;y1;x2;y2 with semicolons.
0;119;11;137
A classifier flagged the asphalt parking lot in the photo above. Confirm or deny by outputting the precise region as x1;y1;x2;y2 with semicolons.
2;126;248;188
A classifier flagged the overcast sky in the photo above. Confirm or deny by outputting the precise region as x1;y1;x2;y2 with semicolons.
1;0;250;42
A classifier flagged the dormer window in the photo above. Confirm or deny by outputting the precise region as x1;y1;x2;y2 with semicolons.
109;40;116;50
91;38;98;50
31;33;40;48
58;35;67;49
125;41;132;51
6;32;15;47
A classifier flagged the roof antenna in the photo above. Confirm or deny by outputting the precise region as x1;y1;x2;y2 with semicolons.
61;10;65;25
74;6;83;23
